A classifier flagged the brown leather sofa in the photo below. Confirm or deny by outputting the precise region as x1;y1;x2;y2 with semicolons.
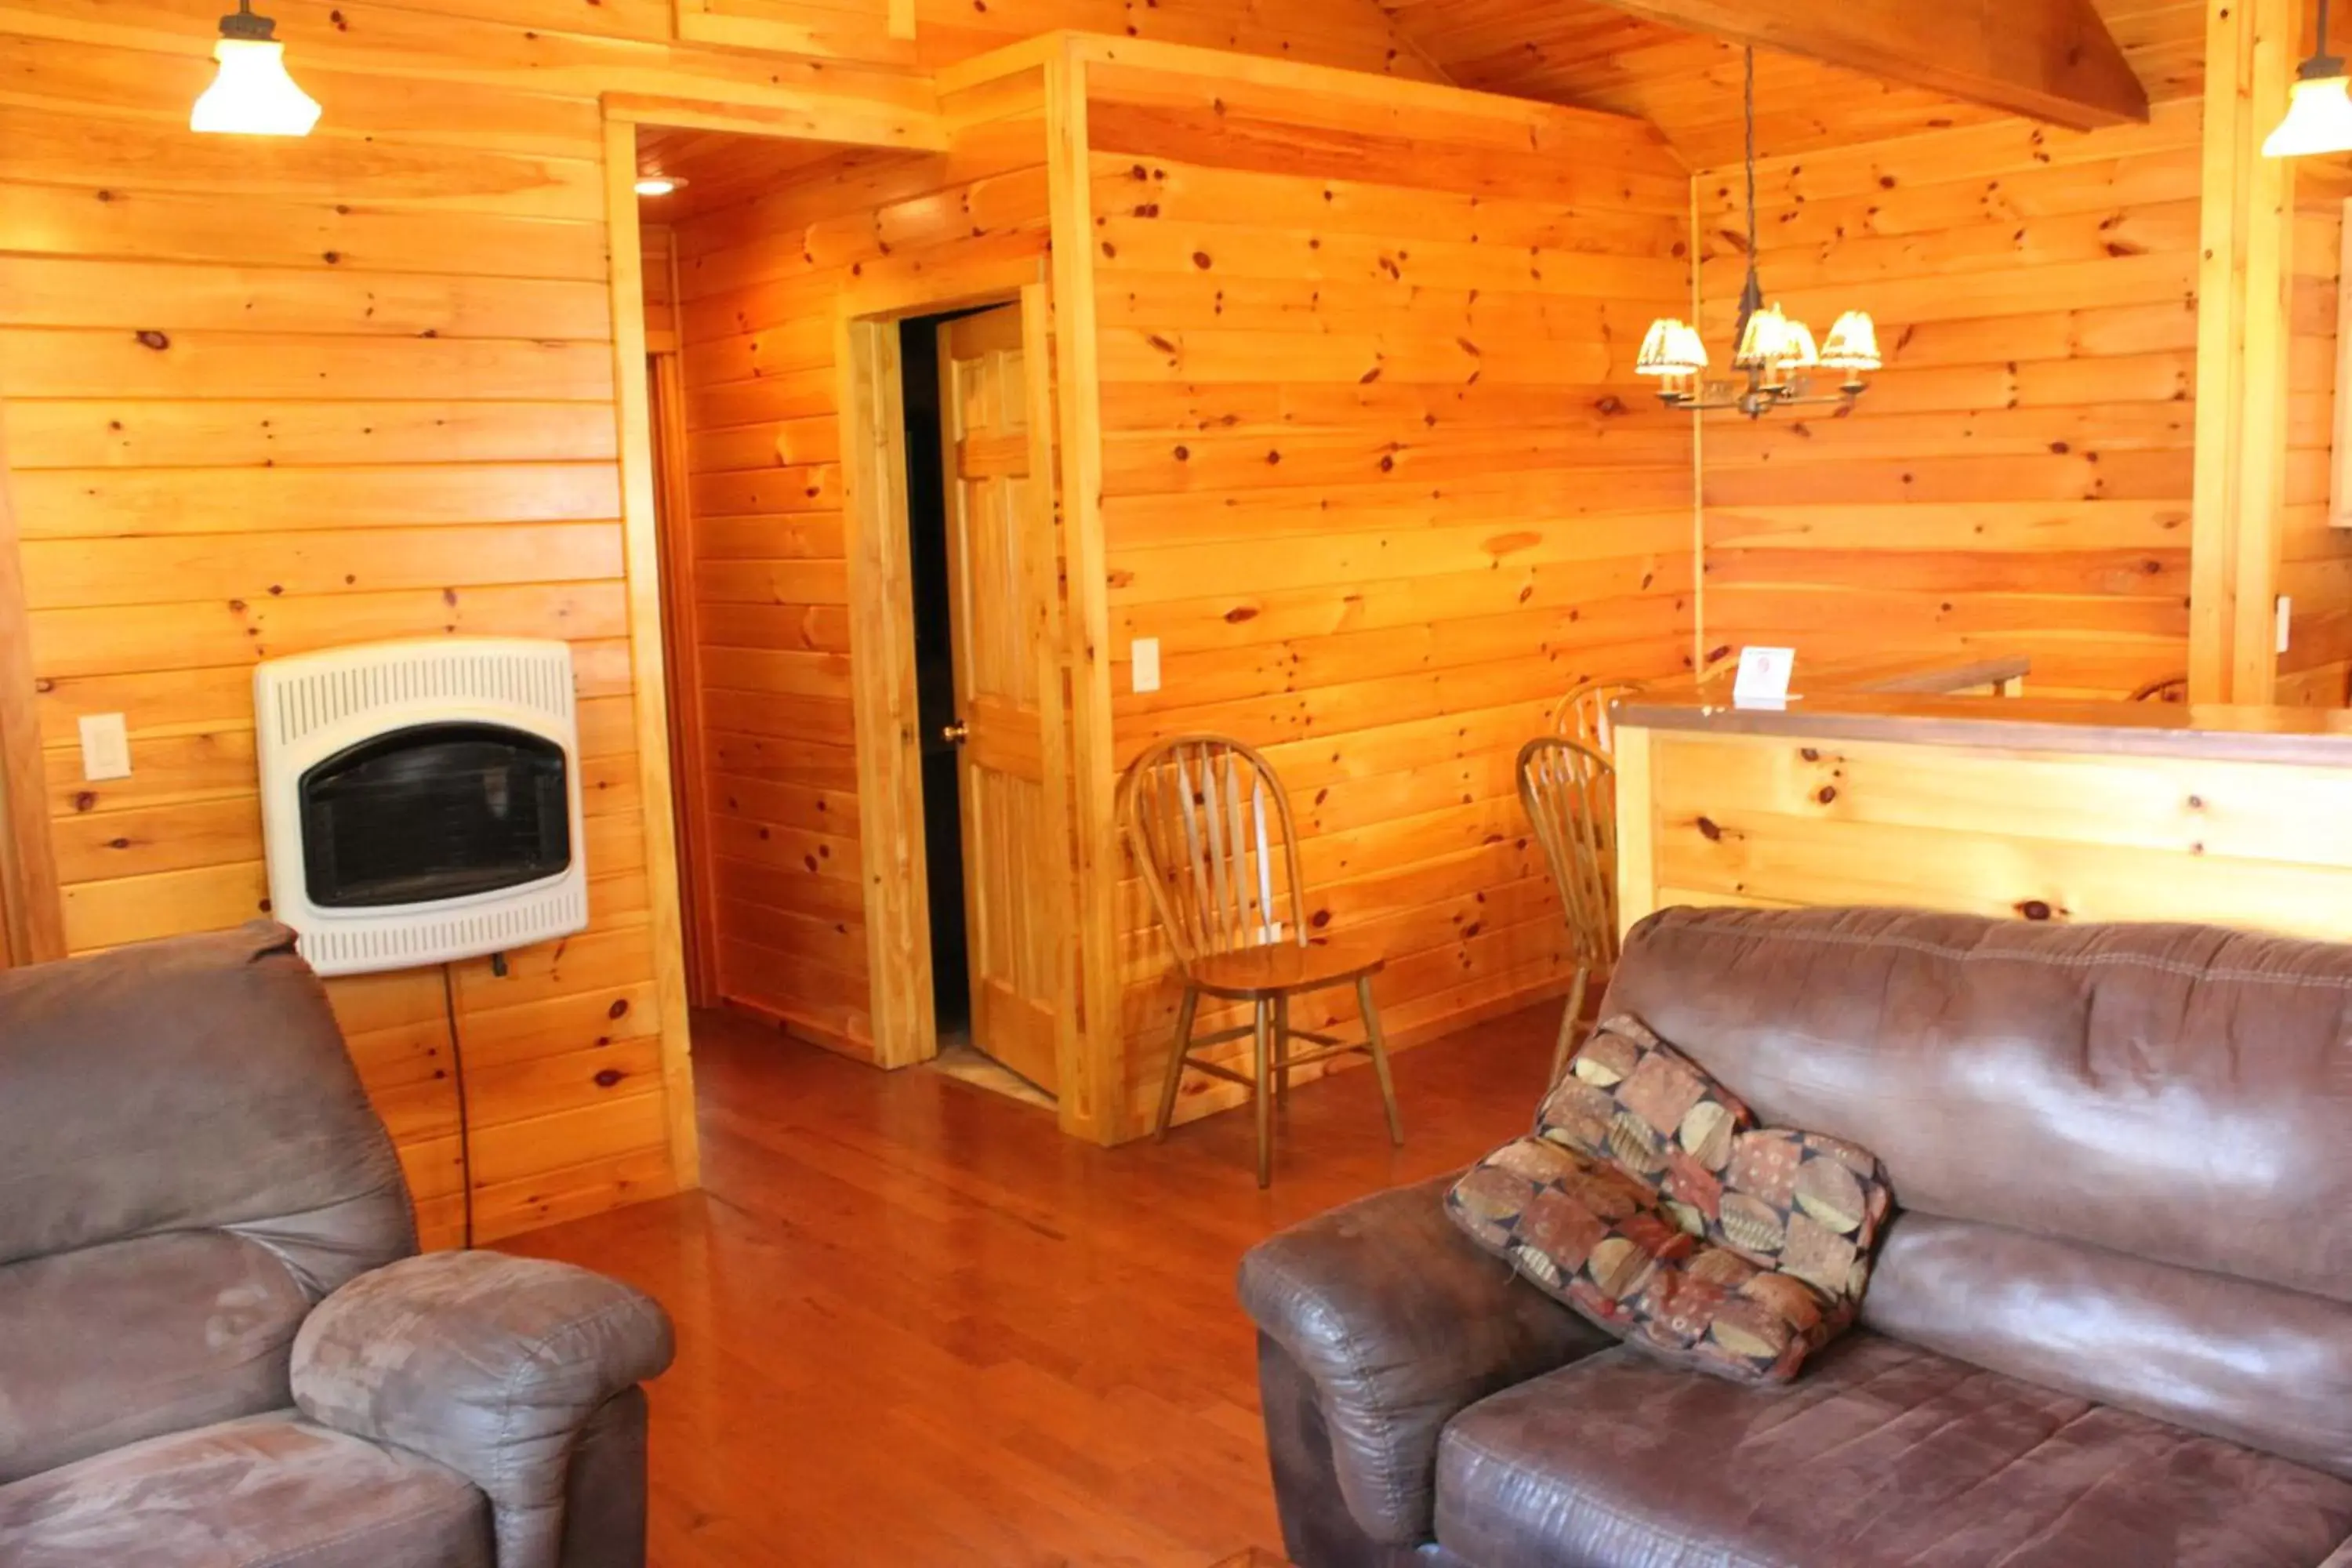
1241;906;2352;1567
0;922;674;1568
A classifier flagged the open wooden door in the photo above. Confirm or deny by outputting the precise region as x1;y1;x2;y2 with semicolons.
938;303;1064;1094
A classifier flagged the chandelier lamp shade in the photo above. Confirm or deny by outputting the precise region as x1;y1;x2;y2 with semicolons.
1639;49;1879;419
2266;0;2352;157
190;1;321;137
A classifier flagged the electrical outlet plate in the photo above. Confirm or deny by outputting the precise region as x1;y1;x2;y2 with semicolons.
1132;637;1162;693
78;712;132;782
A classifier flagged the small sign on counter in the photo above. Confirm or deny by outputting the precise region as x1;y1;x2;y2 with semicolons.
1732;647;1795;710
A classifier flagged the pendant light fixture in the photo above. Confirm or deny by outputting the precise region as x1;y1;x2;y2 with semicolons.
2266;0;2352;156
190;1;321;137
1638;49;1878;419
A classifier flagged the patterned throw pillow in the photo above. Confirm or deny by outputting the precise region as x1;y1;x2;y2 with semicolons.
1535;1014;1753;1239
1444;1015;1895;1385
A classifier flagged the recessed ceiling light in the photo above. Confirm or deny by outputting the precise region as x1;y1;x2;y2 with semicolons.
634;175;684;198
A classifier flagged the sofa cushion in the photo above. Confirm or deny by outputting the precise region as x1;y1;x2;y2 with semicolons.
0;921;412;1288
0;1232;310;1485
1434;1332;2352;1568
0;1412;491;1568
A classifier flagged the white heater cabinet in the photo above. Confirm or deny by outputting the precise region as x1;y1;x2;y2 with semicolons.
253;638;589;977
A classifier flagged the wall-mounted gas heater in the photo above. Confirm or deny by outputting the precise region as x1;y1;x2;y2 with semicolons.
254;639;588;977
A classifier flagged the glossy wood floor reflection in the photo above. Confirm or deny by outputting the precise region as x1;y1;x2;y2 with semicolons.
505;1004;1559;1567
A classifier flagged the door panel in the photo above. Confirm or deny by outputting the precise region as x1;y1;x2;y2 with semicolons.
940;303;1061;1093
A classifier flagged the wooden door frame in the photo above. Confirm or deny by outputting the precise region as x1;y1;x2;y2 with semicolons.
596;86;964;1181
837;270;1094;1135
0;394;65;968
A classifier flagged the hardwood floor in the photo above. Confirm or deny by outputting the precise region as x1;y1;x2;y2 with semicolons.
506;1002;1560;1567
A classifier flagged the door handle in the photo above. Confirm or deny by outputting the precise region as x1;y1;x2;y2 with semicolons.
941;720;970;745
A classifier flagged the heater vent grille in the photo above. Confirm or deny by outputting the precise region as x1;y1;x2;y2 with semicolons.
268;642;573;748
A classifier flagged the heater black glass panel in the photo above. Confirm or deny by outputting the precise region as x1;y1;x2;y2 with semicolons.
299;723;570;908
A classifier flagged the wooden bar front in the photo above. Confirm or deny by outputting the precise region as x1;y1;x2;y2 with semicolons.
1613;686;2352;942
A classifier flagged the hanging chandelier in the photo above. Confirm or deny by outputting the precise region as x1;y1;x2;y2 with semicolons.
1637;48;1878;419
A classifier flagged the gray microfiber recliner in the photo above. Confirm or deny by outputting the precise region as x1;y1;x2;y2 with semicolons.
0;921;676;1568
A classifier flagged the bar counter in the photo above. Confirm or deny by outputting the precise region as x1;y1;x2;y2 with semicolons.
1610;673;2352;943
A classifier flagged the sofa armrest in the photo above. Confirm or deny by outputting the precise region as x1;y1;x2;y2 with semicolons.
1236;1173;1614;1546
290;1250;673;1568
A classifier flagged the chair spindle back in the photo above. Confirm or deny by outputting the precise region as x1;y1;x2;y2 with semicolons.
2129;674;2189;704
1119;735;1307;967
1518;736;1619;971
1552;678;1647;757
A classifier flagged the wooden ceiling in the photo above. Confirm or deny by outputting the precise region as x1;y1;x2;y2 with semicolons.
633;125;873;221
1376;0;2205;168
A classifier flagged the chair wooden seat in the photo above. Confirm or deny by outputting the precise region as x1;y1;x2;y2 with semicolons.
1185;939;1384;1000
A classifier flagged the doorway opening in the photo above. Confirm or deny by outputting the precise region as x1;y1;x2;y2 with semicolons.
899;312;971;1045
898;305;1059;1109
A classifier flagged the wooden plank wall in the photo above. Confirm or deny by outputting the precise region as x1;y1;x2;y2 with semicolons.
2279;162;2352;706
1082;61;1696;1131
1696;99;2210;699
0;0;963;1247
666;78;1054;1056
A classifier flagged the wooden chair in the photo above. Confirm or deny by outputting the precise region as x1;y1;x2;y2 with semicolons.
1552;677;1647;757
2130;674;2189;704
1118;735;1403;1187
1518;736;1619;1087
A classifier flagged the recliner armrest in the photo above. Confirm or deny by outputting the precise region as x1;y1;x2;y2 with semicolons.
1236;1173;1614;1546
291;1250;673;1568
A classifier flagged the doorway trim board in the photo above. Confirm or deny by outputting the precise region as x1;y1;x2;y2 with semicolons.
600;114;702;1191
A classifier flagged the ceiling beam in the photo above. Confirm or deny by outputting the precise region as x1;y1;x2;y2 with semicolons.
1589;0;2150;130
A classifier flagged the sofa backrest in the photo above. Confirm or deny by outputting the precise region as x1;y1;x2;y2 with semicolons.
1603;905;2352;1479
0;921;415;1482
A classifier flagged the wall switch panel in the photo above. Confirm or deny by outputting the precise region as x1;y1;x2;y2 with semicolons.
2278;594;2293;655
1131;637;1162;693
79;712;132;782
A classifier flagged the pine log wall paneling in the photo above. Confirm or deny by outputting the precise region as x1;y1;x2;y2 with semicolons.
1082;62;1696;1129
0;0;946;1247
0;0;1448;1226
2279;162;2352;705
1696;98;2209;698
666;77;1054;1055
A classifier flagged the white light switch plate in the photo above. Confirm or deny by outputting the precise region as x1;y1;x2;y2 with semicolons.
2278;594;2294;655
1131;637;1162;693
78;712;132;782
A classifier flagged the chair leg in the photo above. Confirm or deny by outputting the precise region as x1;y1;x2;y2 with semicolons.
1154;985;1200;1142
1549;966;1591;1089
1252;1000;1274;1188
1272;993;1291;1110
1358;975;1403;1147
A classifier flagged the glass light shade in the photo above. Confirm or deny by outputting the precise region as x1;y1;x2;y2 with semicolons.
1670;321;1709;373
1772;316;1819;372
1819;310;1882;372
634;176;681;198
2265;72;2352;158
190;38;321;136
1636;316;1707;376
1733;303;1791;369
